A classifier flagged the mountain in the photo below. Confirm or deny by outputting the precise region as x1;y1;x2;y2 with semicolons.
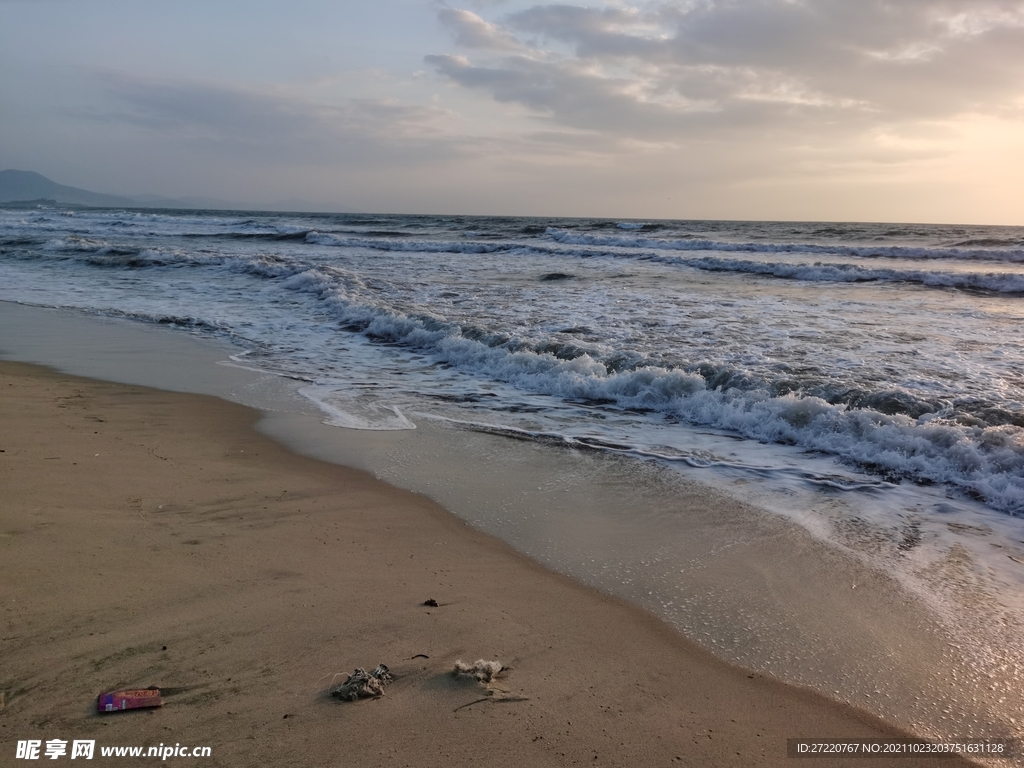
0;170;136;207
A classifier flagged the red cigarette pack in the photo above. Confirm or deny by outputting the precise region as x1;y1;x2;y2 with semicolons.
97;689;163;713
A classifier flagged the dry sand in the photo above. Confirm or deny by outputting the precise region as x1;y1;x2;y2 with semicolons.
0;360;974;766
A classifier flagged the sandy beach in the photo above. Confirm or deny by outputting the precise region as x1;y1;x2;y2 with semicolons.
0;358;981;767
5;0;1024;759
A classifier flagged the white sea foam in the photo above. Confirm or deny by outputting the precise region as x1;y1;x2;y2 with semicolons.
235;262;1024;514
299;384;416;430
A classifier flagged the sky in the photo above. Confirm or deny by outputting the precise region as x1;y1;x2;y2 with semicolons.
2;0;1024;223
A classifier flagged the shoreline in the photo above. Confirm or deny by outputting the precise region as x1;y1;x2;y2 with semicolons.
1;299;1021;753
0;358;974;767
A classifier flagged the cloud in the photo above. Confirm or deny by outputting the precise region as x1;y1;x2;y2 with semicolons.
437;8;523;50
427;0;1024;143
425;53;727;140
81;74;467;167
507;4;668;58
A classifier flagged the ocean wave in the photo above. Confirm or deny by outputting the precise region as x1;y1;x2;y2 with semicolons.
0;236;45;247
255;232;1024;294
30;231;1024;295
213;230;311;242
40;237;206;268
440;419;890;490
950;238;1024;248
305;231;516;254
24;239;1019;426
546;228;1024;264
657;254;1024;294
261;265;1024;514
90;307;228;334
299;232;1024;295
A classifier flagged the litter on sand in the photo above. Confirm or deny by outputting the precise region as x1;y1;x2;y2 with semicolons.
453;660;503;683
97;688;163;713
330;664;393;701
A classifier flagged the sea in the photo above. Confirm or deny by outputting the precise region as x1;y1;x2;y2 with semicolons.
2;206;1023;743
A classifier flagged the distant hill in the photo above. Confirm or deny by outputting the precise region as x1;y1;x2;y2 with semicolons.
0;170;136;207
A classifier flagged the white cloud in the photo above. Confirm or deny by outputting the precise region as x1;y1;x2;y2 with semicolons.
437;8;524;50
427;0;1024;137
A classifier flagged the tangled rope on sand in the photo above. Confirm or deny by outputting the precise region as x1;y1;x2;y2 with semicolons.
330;664;393;701
453;659;503;683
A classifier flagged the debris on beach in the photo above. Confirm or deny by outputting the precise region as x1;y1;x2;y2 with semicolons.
422;598;439;607
329;664;393;701
451;660;527;711
453;659;503;683
97;688;163;713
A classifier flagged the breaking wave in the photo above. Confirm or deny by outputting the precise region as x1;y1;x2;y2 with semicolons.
545;228;1024;264
233;261;1024;514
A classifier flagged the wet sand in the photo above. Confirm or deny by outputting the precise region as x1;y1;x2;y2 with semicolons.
0;359;978;766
